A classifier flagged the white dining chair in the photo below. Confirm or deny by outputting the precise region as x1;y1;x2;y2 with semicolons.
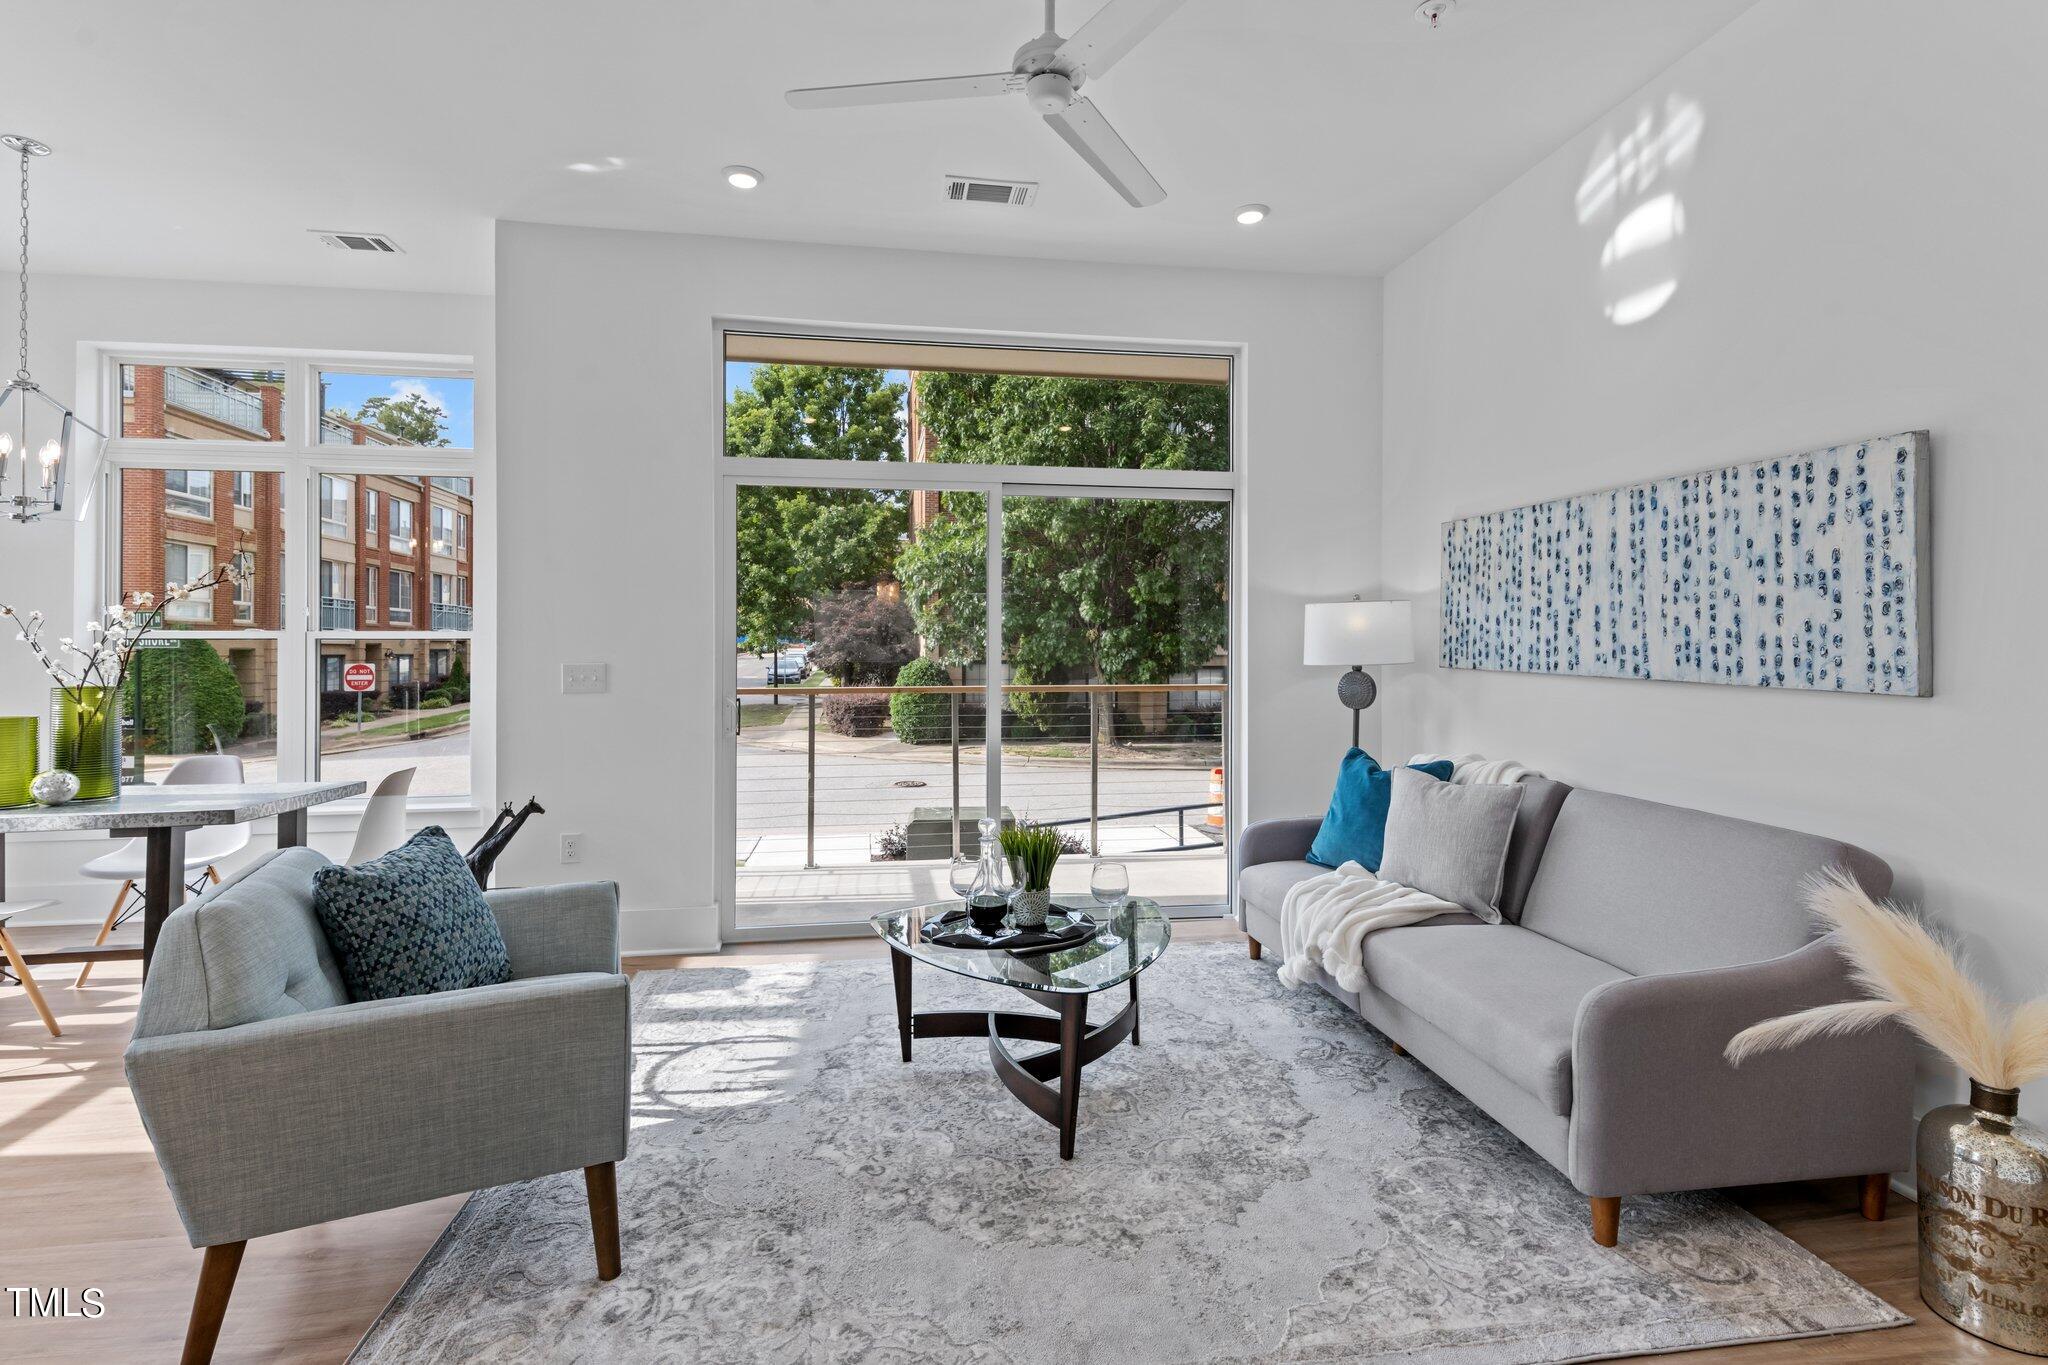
346;767;416;864
73;753;251;987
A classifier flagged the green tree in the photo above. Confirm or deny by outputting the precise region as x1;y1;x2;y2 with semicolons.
895;374;1230;730
361;393;452;446
124;639;247;754
728;365;909;649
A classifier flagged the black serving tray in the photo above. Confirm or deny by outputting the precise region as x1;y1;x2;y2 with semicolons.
923;905;1101;956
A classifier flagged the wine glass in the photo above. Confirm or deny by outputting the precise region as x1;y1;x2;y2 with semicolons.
1091;862;1129;946
949;855;977;910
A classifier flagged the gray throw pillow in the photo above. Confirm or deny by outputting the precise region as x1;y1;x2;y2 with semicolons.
1379;768;1524;923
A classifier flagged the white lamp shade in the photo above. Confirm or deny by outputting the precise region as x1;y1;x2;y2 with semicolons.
1303;600;1414;667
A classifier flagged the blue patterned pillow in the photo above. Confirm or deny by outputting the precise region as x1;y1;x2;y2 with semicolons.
312;826;511;1001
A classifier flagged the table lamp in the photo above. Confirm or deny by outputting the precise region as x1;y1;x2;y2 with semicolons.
1303;599;1414;748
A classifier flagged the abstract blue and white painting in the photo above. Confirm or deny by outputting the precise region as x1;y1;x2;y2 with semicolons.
1440;431;1930;695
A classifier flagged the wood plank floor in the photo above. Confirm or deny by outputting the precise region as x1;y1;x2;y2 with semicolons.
0;919;2020;1363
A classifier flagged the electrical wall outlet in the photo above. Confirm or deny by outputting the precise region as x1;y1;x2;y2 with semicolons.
560;832;584;864
562;662;609;694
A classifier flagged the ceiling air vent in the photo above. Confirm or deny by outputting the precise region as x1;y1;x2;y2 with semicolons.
942;175;1037;208
311;230;405;254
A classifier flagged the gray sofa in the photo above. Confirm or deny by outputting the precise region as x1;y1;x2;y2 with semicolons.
124;847;631;1363
1237;777;1913;1246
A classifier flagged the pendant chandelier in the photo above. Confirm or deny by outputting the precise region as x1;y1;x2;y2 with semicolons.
1;135;104;523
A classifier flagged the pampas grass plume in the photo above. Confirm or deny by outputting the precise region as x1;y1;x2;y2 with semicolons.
1725;868;2048;1090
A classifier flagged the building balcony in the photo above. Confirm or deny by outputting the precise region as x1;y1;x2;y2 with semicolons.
431;603;473;631
320;596;357;629
167;368;269;435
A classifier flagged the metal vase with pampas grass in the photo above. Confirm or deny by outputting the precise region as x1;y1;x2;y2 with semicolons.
1725;869;2048;1356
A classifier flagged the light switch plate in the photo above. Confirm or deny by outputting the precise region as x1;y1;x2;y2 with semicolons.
562;662;609;694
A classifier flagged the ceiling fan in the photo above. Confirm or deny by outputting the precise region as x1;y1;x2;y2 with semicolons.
785;0;1186;208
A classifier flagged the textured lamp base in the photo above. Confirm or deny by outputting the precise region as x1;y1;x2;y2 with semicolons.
1337;667;1378;748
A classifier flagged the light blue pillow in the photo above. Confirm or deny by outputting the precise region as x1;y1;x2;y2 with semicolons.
1305;749;1455;872
312;826;510;1002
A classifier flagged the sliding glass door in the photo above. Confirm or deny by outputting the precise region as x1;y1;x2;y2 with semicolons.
719;331;1235;937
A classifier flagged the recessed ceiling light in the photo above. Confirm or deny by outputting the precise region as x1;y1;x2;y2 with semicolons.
1235;204;1269;226
723;164;763;190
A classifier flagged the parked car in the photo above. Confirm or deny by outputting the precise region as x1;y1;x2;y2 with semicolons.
769;652;811;683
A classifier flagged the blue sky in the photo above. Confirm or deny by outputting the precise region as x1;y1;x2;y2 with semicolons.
321;372;475;448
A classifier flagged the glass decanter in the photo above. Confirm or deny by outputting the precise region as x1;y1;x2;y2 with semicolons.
966;816;1012;929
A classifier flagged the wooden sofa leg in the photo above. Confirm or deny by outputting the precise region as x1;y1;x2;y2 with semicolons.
182;1240;246;1365
1590;1196;1621;1247
585;1162;622;1281
1861;1172;1890;1221
1246;936;1262;961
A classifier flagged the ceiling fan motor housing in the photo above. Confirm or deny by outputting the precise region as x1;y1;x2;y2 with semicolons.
1025;71;1076;113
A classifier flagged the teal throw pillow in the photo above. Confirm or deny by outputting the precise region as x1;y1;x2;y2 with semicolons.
1305;749;1455;872
313;825;511;1001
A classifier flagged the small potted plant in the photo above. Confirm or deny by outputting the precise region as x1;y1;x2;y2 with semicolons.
999;821;1062;928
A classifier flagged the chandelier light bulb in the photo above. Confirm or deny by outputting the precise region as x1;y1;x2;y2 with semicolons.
0;432;12;458
38;438;58;466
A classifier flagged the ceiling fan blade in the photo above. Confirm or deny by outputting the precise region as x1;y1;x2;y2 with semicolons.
786;72;1022;109
1043;98;1165;207
1054;0;1186;79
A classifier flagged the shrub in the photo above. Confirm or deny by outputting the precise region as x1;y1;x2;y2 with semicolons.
420;696;451;710
809;589;917;686
822;693;889;736
125;638;246;753
439;655;471;703
873;823;908;861
889;657;957;744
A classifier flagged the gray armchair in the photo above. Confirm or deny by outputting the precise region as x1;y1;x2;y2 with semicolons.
124;848;631;1364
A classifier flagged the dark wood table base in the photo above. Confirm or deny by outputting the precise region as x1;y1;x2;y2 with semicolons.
888;946;1141;1160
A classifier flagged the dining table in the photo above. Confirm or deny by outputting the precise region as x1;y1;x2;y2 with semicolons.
0;780;365;977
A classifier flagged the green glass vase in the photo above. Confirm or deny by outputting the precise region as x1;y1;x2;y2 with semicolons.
0;715;34;808
51;687;121;802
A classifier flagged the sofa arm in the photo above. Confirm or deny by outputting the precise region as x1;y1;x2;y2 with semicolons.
125;971;631;1247
1568;933;1914;1199
1239;817;1321;869
486;880;621;978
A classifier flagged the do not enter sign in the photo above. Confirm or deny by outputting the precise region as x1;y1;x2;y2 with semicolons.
343;662;378;693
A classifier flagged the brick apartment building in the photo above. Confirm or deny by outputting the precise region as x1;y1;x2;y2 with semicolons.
119;366;473;732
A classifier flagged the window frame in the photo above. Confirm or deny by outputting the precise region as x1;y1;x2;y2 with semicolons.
96;347;488;826
712;317;1246;943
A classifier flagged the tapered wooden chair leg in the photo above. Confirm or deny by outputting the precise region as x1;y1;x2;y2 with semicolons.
0;924;61;1037
585;1162;622;1280
1247;937;1262;961
1861;1172;1890;1221
74;879;133;987
182;1241;246;1365
1590;1196;1621;1247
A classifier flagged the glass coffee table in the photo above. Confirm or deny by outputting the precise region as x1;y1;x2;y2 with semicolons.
871;897;1171;1159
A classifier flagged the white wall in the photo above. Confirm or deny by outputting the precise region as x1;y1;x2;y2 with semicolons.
495;222;1380;952
1380;0;2048;1125
0;274;491;920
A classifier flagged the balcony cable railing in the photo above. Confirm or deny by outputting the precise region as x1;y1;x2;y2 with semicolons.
319;597;357;630
430;603;474;631
734;681;1226;871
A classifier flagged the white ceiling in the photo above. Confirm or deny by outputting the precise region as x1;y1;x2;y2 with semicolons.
15;0;1755;296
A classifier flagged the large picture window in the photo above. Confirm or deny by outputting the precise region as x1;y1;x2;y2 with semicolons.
107;355;482;808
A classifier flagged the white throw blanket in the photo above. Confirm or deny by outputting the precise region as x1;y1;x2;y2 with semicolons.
1274;753;1541;994
1276;863;1458;994
1409;752;1543;786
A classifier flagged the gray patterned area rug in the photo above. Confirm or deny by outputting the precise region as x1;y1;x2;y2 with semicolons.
351;943;1907;1363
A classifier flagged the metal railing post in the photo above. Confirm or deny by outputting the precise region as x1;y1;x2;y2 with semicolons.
1088;690;1100;857
950;690;962;859
805;690;817;870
